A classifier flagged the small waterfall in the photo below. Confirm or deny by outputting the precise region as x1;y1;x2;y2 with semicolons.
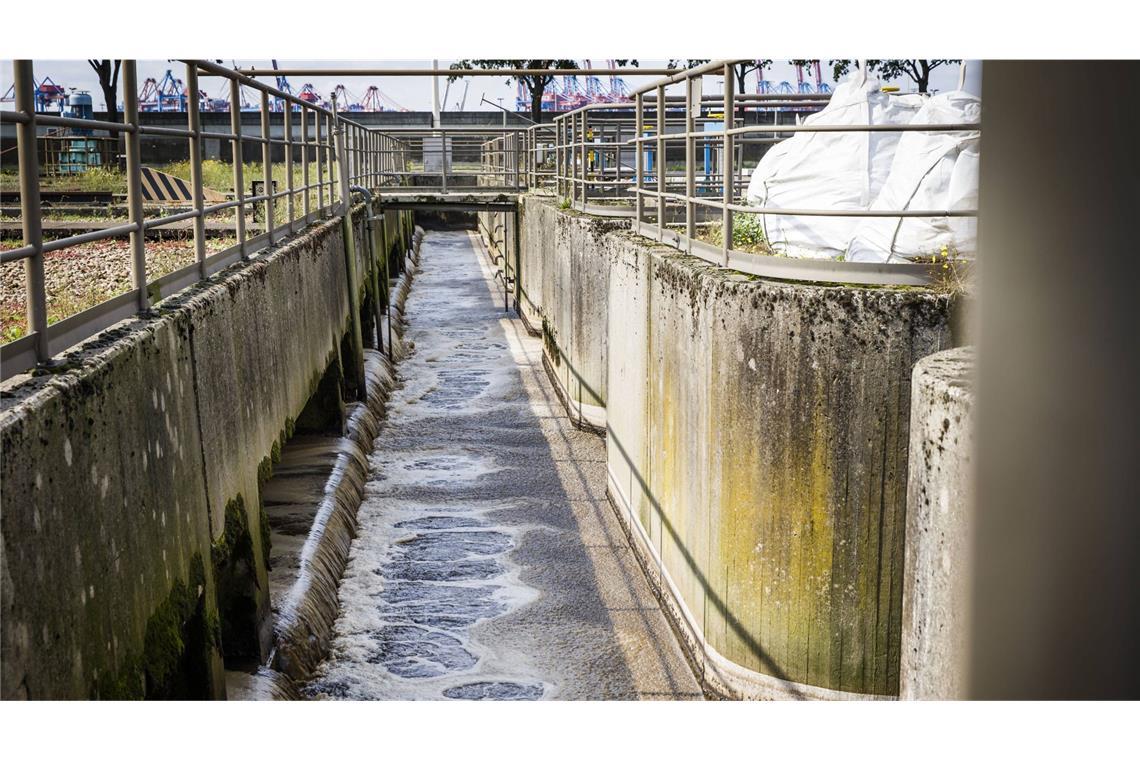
225;666;304;701
270;349;393;680
233;230;423;697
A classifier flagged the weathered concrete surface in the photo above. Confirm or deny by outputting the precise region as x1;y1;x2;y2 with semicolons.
518;195;959;698
517;197;622;430
0;205;412;699
900;347;975;699
270;237;421;682
307;230;701;700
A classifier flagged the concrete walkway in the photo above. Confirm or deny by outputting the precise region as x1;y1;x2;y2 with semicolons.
307;230;701;700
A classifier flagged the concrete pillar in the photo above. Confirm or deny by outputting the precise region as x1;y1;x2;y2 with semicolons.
901;347;975;699
971;61;1140;698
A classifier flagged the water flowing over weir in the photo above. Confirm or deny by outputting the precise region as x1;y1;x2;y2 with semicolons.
224;240;422;700
295;229;701;700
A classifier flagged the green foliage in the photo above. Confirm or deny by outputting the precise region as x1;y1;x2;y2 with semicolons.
448;59;592;121
702;212;771;254
825;59;961;93
927;242;970;295
666;60;773;93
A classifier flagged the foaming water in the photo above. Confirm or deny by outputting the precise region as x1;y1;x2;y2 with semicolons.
307;497;544;699
306;231;550;700
226;235;422;698
225;666;303;700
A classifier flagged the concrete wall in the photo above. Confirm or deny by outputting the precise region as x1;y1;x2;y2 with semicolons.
518;195;959;698
0;203;411;699
899;347;974;699
515;200;623;430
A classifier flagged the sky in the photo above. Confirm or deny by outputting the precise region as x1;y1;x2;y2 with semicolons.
2;59;981;113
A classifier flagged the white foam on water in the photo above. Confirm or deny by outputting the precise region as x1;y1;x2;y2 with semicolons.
302;231;553;700
366;449;501;491
306;497;549;700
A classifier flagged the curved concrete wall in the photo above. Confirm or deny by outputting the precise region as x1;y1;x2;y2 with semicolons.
900;347;975;699
515;201;623;430
1;206;412;699
519;196;958;698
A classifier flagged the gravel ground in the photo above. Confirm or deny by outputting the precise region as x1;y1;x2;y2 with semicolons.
1;235;236;341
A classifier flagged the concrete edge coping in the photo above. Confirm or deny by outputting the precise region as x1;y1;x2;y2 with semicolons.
0;213;353;412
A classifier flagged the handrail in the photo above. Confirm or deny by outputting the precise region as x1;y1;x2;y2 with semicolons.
539;59;979;286
2;59;409;381
3;58;978;378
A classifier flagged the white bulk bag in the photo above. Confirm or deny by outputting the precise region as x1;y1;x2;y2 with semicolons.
846;90;981;263
746;67;923;259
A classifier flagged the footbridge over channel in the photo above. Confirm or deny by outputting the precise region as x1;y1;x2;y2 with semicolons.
3;60;980;701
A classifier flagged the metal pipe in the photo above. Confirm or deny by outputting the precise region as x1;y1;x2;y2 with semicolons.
284;98;295;226
241;67;677;77
349;184;387;354
656;84;665;241
301;107;311;219
186;62;207;279
123;61;149;312
634;91;644;226
685;73;695;248
261;89;273;244
722;63;734;266
190;59;332;117
333;114;367;398
230;77;247;258
13;60;48;365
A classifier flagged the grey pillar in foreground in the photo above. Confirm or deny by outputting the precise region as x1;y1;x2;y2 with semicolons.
971;61;1140;698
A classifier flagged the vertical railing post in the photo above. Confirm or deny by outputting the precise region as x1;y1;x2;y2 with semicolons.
301;106;310;220
514;132;521;192
260;89;274;244
317;113;326;214
229;77;247;259
123;60;149;312
186;62;207;279
13;60;49;364
656;84;666;241
441;128;449;193
332;111;367;399
722;64;734;266
634;92;644;229
554;120;561;196
581;110;589;209
284;97;294;231
614;121;622;204
685;73;696;250
579;111;586;207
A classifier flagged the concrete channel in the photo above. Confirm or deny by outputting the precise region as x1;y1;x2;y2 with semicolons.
299;229;701;700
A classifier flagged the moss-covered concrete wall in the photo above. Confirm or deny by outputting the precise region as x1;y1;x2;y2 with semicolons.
515;197;621;429
519;195;958;698
1;205;412;699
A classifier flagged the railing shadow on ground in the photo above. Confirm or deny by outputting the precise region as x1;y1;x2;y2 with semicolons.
469;230;703;698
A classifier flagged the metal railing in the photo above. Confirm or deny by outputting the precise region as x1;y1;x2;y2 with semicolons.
2;59;977;381
368;126;530;194
1;59;407;381
549;94;830;216
544;60;979;286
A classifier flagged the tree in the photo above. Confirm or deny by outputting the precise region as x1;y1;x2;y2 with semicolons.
88;59;122;121
827;59;961;94
449;60;581;122
667;60;773;95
